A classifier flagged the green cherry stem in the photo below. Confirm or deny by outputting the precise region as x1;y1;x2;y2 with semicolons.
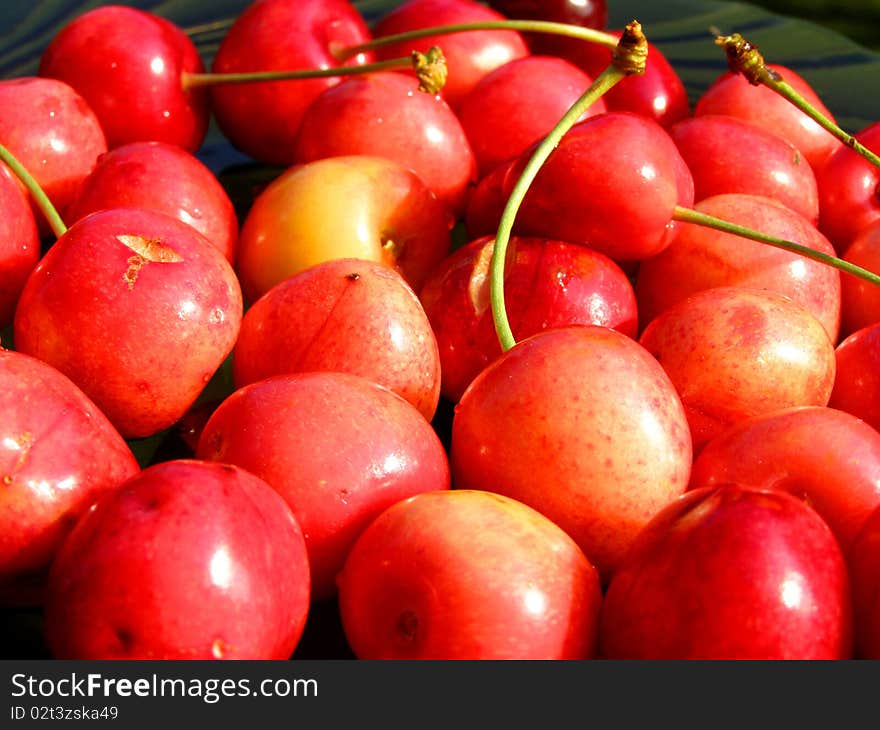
489;20;648;353
672;205;880;287
716;33;880;170
0;142;67;239
334;19;619;62
181;48;447;93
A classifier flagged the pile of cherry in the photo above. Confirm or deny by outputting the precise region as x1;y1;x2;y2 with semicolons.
3;0;880;660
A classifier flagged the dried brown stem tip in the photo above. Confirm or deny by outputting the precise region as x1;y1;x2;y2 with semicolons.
413;46;447;94
613;20;648;76
715;32;782;85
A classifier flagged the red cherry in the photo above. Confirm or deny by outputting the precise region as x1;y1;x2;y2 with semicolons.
451;325;692;582
197;371;450;602
486;0;608;35
694;63;842;171
0;350;139;606
0;77;107;236
599;485;853;659
210;0;374;165
337;489;602;659
232;258;441;421
44;460;311;659
635;193;842;342
830;323;880;434
456;55;606;177
815;121;880;253
639;287;836;452
14;208;243;439
419;235;638;402
38;5;209;152
691;406;880;554
372;0;530;110
669;114;819;224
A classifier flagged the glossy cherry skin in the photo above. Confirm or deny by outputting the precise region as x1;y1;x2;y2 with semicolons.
847;504;880;658
816;121;880;254
0;165;40;329
694;63;841;171
293;71;477;220
233;258;441;421
235;155;451;305
419;235;638;402
210;0;373;165
66;142;238;264
635;193;841;342
337;489;602;659
639;287;836;453
451;325;692;582
691;406;880;554
457;55;605;177
464;112;693;264
196;372;451;602
829;322;880;434
14;208;243;439
669;114;819;224
0;77;107;236
599;485;853;660
38;5;209;152
372;0;530;110
0;350;139;606
44;460;311;660
548;30;689;129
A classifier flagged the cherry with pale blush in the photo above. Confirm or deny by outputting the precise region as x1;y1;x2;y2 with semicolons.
235;155;451;305
419;235;638;402
694;63;841;171
638;287;836;453
0;77;107;236
0;350;139;606
691;406;880;554
293;71;477;220
451;325;692;582
196;372;450;602
457;55;605;177
669;114;819;224
599;485;853;659
44;460;310;660
635;193;841;342
65;142;239;264
210;0;373;165
337;489;602;659
371;0;530;110
816;121;880;254
233;258;441;421
14;208;243;439
38;5;209;152
0;165;40;329
829;323;880;434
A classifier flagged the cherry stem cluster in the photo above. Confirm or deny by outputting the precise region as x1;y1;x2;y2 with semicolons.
489;20;648;353
717;33;880;170
0;142;67;239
